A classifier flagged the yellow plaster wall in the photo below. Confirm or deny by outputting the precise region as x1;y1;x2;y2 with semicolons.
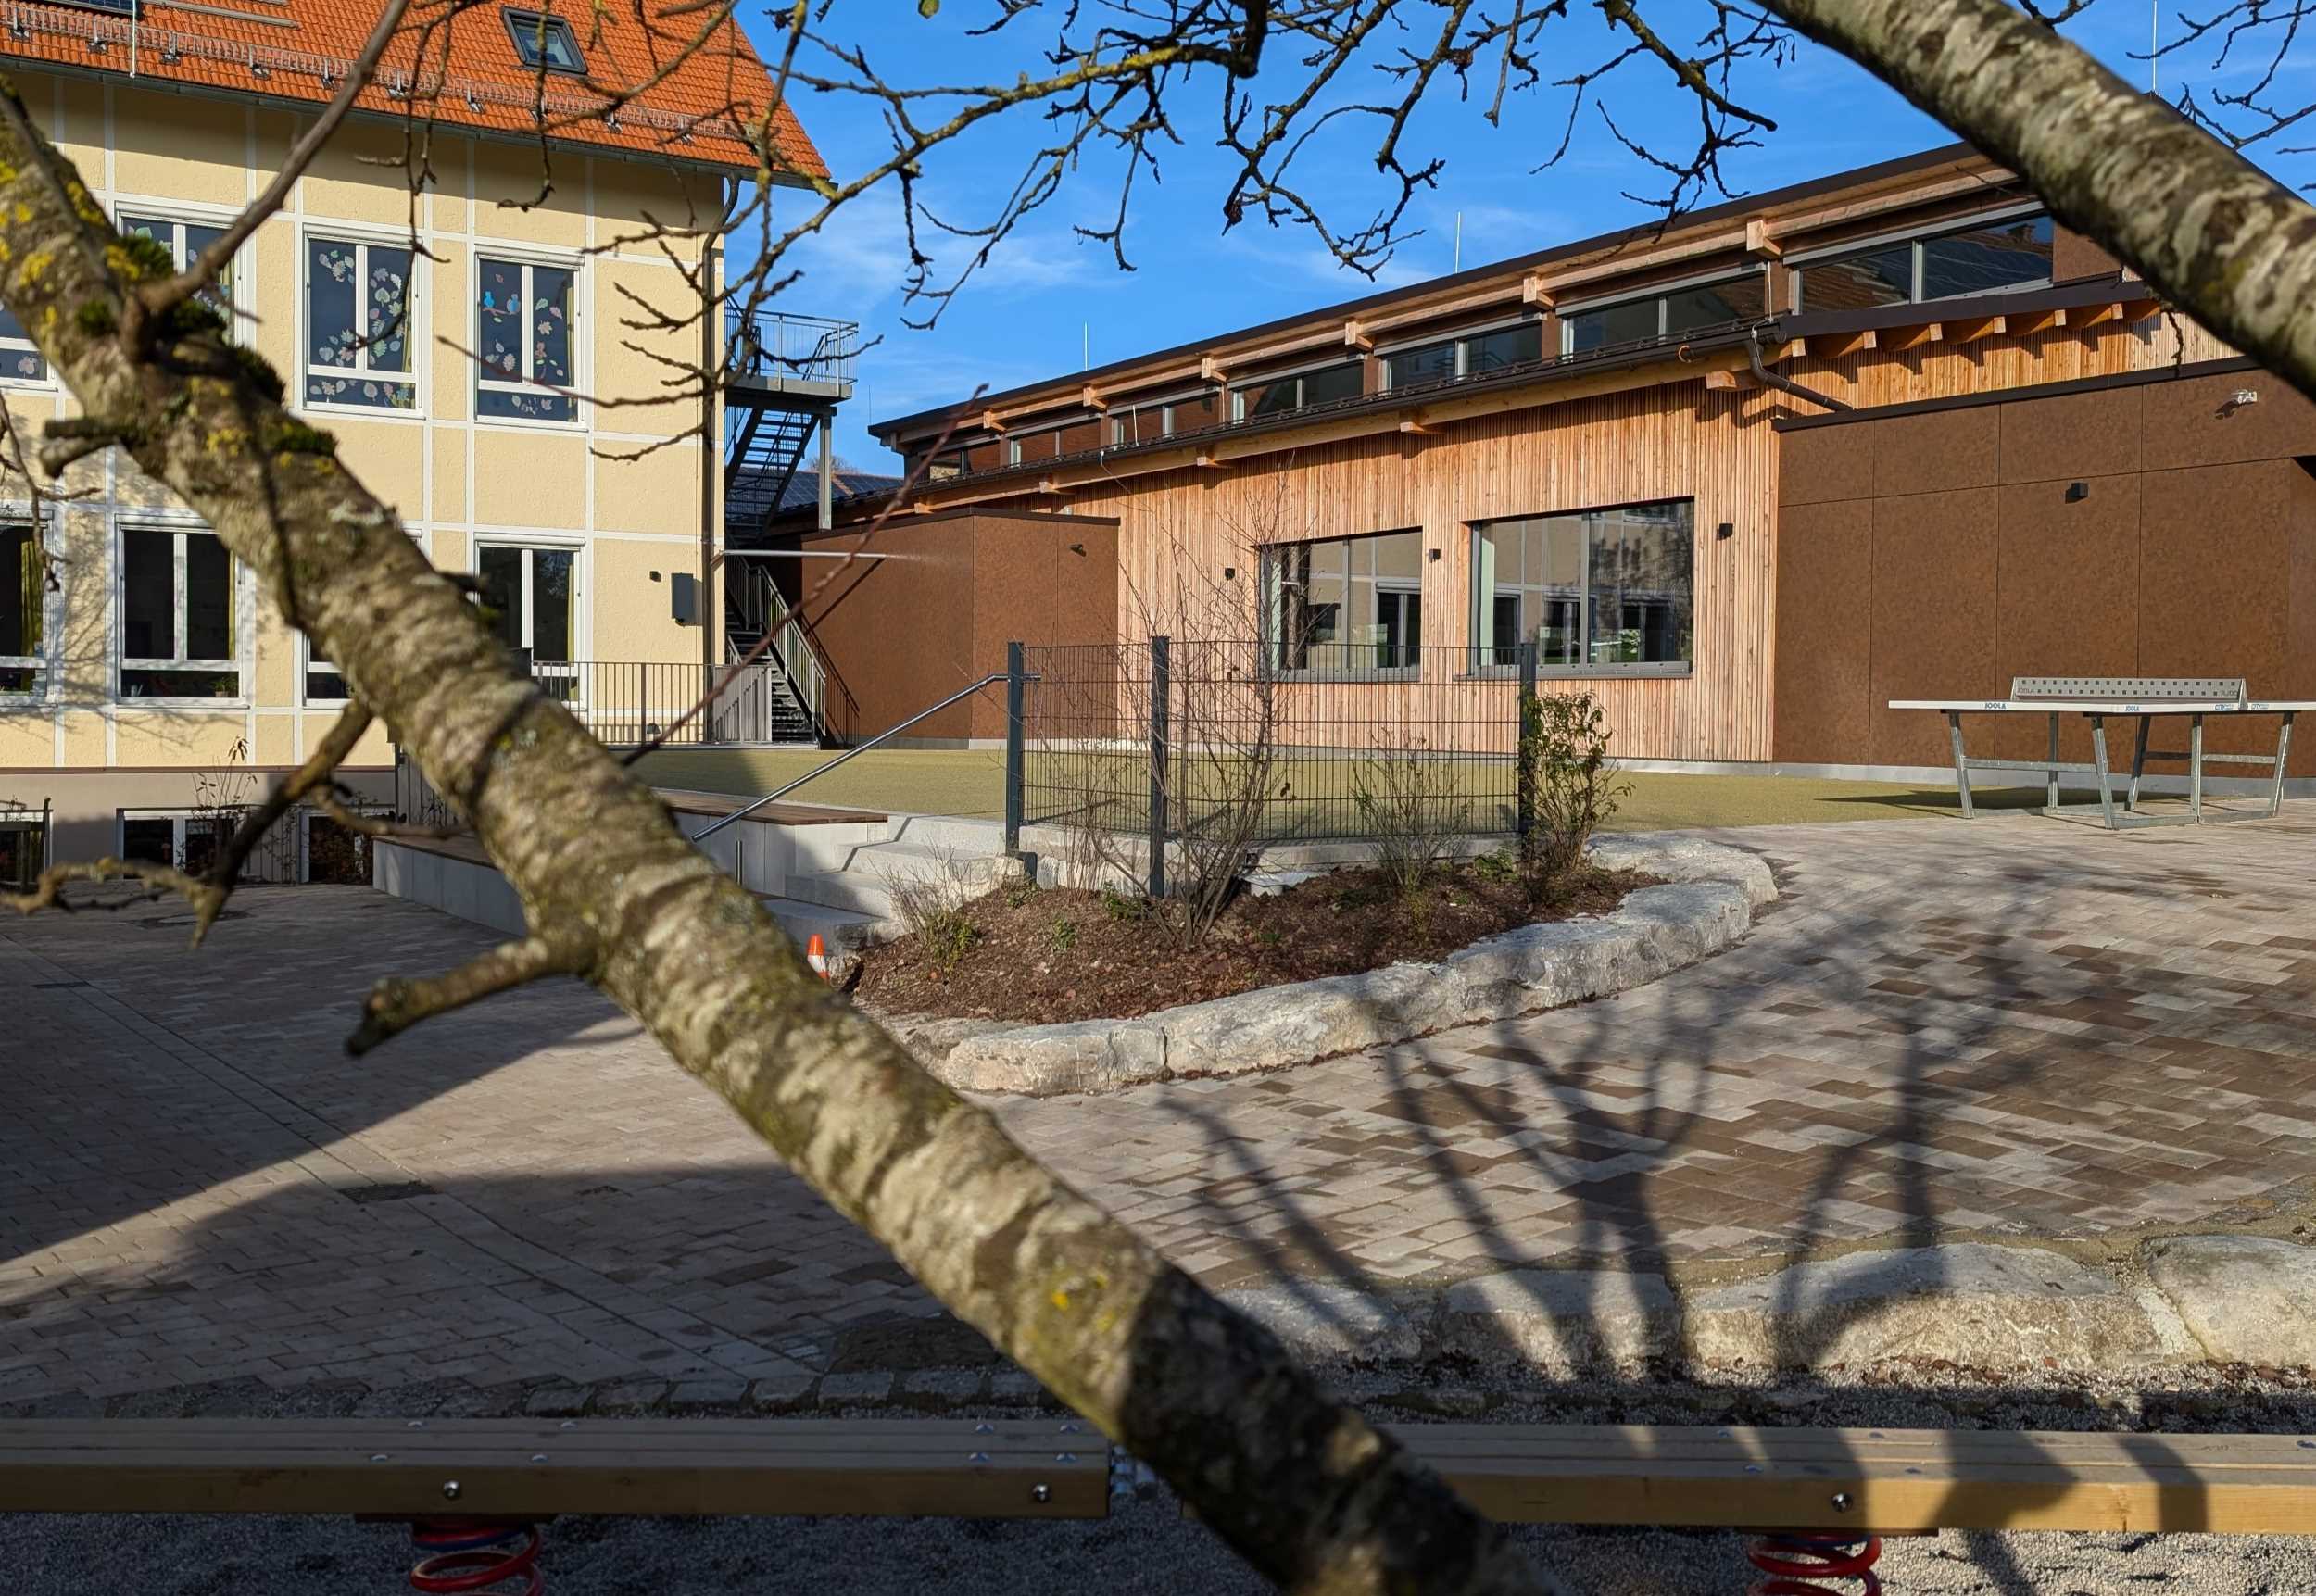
111;86;247;208
112;714;251;767
591;537;694;659
594;442;700;537
0;713;52;766
473;431;586;530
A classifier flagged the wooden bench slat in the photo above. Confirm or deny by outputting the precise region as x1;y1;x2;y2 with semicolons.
0;1457;1105;1519
0;1422;1085;1461
0;1418;1110;1520
1388;1424;2316;1469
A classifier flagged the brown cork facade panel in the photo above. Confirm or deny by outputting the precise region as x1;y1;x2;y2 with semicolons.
1997;386;2142;484
1866;488;1999;768
2138;462;2294;761
1775;373;2316;774
1771;500;1872;763
1991;477;2140;764
1779;422;1876;508
795;512;1121;745
1872;407;2001;499
2141;373;2316;472
2051;224;2122;283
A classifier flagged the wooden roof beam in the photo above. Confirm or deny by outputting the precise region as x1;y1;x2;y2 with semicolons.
1704;369;1760;392
1945;314;2006;346
1743;219;1782;260
1343;319;1375;352
2071;301;2125;331
2010;307;2068;337
1398;419;1438;434
1199;355;1228;383
1079;384;1107;413
1807;329;1878;360
1884;321;1945;352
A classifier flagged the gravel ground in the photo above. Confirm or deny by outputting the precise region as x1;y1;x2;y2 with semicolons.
7;1501;2315;1594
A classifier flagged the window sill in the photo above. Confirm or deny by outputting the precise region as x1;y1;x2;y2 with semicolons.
1454;666;1695;682
301;394;425;422
472;410;585;434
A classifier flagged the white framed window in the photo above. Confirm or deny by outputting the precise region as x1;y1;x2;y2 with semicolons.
2;519;52;697
474;539;581;697
119;211;240;330
1560;270;1768;356
0;302;47;384
117;522;247;701
303;233;417;412
475;255;579;423
120;811;233;875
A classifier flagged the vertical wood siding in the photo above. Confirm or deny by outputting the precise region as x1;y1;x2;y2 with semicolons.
1040;314;2225;763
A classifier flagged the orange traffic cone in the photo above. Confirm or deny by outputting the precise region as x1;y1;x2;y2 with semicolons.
805;933;831;982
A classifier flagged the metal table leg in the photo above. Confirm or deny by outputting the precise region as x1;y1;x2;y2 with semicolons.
2190;713;2206;821
2272;713;2297;817
2129;715;2150;811
1947;710;1974;819
2047;712;2061;812
2089;714;2119;829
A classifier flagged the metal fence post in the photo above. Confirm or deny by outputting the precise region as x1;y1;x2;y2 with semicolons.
1517;637;1539;839
1003;641;1026;856
1148;634;1170;899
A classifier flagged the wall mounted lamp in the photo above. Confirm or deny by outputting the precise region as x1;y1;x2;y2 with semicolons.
2065;482;2090;503
1715;522;1735;541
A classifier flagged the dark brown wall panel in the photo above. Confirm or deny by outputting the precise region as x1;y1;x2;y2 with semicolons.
1771;499;1872;762
2051;225;2121;283
795;522;981;743
1991;477;2141;762
1781;422;1876;507
1869;488;2000;767
2142;373;2316;472
2140;461;2293;758
968;517;1124;740
2287;468;2316;775
1998;387;2142;484
1872;408;2001;499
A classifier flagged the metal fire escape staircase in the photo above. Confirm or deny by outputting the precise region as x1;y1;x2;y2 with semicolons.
720;308;859;746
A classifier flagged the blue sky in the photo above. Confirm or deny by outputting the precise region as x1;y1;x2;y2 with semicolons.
757;3;2314;468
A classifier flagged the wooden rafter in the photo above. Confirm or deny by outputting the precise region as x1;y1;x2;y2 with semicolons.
1806;329;1878;360
2010;307;2068;337
1945;314;2007;346
1883;322;1945;352
1743;218;1782;259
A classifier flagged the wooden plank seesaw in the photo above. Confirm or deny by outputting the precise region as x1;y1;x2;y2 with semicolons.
8;1417;2316;1591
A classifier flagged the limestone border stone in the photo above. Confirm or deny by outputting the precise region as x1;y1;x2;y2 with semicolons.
913;835;1778;1097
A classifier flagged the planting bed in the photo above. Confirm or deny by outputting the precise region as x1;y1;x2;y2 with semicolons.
853;859;1658;1026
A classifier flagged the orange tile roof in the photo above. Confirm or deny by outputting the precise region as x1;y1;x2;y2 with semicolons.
0;0;825;178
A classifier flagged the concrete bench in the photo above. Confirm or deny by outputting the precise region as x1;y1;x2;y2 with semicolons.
1888;675;2311;829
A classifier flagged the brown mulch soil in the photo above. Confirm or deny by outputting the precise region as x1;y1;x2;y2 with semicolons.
851;859;1661;1026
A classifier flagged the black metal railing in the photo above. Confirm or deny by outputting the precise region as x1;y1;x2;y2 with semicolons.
724;305;859;395
1014;638;1545;863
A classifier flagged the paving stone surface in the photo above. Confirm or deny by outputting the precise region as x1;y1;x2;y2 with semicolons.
7;809;2316;1401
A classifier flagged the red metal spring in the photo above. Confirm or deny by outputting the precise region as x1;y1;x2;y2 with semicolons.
406;1520;545;1596
1747;1531;1884;1594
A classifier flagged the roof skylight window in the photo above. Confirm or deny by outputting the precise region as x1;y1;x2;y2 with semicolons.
503;9;585;74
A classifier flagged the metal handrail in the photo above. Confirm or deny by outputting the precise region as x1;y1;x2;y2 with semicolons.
728;561;828;735
695;671;1033;838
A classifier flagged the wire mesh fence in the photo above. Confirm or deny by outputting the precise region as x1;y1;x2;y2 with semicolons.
1018;638;1531;853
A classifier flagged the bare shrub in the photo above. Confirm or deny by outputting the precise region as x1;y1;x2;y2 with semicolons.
1517;691;1630;899
881;847;988;962
1353;739;1459;900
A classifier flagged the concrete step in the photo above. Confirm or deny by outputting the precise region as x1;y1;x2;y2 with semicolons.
754;893;885;950
878;813;1009;853
780;868;900;919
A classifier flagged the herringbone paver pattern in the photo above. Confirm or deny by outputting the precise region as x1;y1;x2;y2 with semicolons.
8;808;2316;1401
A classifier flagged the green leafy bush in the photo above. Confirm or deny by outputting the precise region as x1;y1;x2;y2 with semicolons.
1517;690;1630;899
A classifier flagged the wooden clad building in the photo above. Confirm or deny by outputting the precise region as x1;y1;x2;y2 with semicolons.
778;143;2314;775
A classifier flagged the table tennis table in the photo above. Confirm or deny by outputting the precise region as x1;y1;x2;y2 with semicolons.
1888;676;2312;830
